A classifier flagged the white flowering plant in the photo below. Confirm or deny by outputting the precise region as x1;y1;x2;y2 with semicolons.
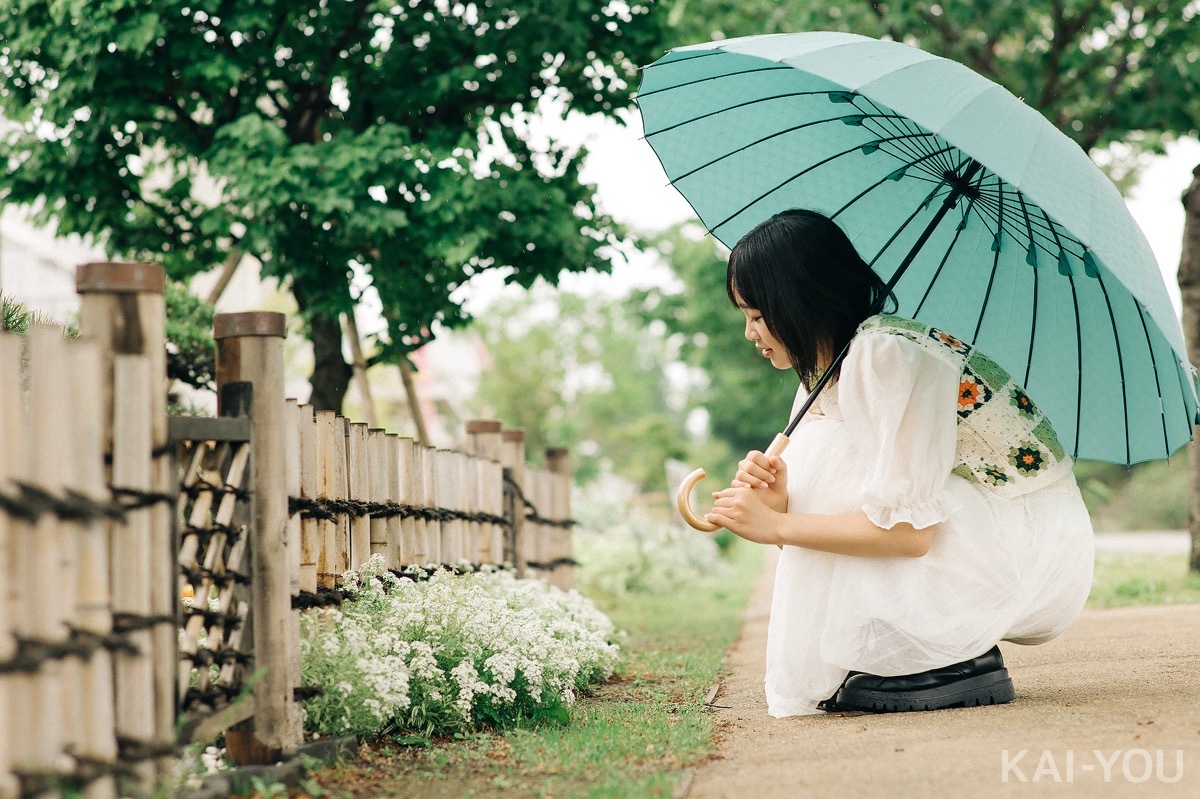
299;555;621;738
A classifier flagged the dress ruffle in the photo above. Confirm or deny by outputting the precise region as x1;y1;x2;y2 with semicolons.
861;492;955;531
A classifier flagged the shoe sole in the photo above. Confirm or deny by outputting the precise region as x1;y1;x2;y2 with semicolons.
834;668;1016;713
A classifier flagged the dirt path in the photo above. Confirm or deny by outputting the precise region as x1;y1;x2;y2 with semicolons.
686;547;1200;798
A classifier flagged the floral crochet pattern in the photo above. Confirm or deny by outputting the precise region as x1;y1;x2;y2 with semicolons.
1010;386;1038;419
858;314;1072;499
958;370;992;418
1008;442;1046;476
981;464;1012;486
929;327;971;355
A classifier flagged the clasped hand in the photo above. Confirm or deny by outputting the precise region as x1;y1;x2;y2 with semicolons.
704;450;788;545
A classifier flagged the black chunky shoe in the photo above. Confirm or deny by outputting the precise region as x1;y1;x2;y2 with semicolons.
816;671;862;712
834;646;1015;713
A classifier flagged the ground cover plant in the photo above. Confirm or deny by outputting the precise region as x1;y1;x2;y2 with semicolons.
299;556;620;738
290;492;763;799
1087;551;1200;608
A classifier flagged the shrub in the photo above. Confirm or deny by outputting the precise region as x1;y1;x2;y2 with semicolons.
299;556;620;738
573;470;729;598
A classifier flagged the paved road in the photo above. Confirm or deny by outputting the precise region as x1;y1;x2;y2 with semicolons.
684;547;1200;799
1094;530;1190;555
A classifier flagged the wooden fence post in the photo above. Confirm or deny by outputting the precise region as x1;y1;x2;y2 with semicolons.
467;421;503;565
213;312;303;760
0;335;21;799
76;262;174;786
70;339;119;799
347;422;371;571
422;446;441;565
395;437;419;566
500;430;527;577
384;434;402;568
367;430;389;565
528;467;548;582
452;451;469;565
33;329;81;783
24;328;72;793
435;450;458;564
314;411;349;588
545;448;573;590
284;400;303;599
413;445;432;566
296;405;319;593
2;331;43;797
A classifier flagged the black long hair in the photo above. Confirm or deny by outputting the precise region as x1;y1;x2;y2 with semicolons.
726;209;895;389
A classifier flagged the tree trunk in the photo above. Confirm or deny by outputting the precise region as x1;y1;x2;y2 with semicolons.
307;311;353;412
1176;163;1200;573
292;283;353;413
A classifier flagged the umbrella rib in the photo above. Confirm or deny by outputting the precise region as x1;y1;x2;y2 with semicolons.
1025;251;1040;389
966;177;1041;248
971;188;1005;342
642;91;889;138
1094;272;1132;464
710;143;956;240
830;156;953;221
635;62;792;101
1023;211;1087;266
1017;191;1041;387
867;132;949;172
865;182;951;276
1067;271;1084;458
857;95;952;173
974;181;1074;268
1155;303;1196;456
1133;300;1171;457
1171;341;1195;455
912;203;973;318
663;113;884;184
1016;191;1039;264
639;48;724;71
963;177;1015;239
1040;205;1086;457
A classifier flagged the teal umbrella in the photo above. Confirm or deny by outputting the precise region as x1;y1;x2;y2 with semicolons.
639;31;1196;464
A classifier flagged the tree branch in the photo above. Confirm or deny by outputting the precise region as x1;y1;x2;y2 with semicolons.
1038;0;1104;112
862;0;906;43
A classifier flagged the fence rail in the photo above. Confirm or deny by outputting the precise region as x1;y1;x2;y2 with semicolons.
0;263;575;798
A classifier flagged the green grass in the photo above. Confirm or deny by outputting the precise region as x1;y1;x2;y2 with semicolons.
251;545;1200;798
1087;551;1200;608
305;540;765;799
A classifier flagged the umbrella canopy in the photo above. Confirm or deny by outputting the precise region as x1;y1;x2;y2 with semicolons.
637;31;1197;466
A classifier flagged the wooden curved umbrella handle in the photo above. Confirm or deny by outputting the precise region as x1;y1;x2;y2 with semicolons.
677;468;722;532
676;433;791;532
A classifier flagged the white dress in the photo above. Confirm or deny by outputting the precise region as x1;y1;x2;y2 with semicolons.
764;319;1095;717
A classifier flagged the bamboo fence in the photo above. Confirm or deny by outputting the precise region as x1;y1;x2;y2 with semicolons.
0;263;576;797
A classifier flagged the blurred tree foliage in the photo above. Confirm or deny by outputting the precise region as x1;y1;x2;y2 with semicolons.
0;0;669;412
165;279;216;393
635;225;797;483
469;288;707;492
1076;457;1190;531
664;0;1200;157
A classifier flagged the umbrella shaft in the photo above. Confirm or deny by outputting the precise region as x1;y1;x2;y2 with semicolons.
781;159;982;438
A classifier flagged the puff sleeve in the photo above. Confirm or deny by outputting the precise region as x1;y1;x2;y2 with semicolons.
836;330;962;530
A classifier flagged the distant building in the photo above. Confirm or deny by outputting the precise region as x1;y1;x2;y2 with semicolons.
0;204;489;447
0;207;103;321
